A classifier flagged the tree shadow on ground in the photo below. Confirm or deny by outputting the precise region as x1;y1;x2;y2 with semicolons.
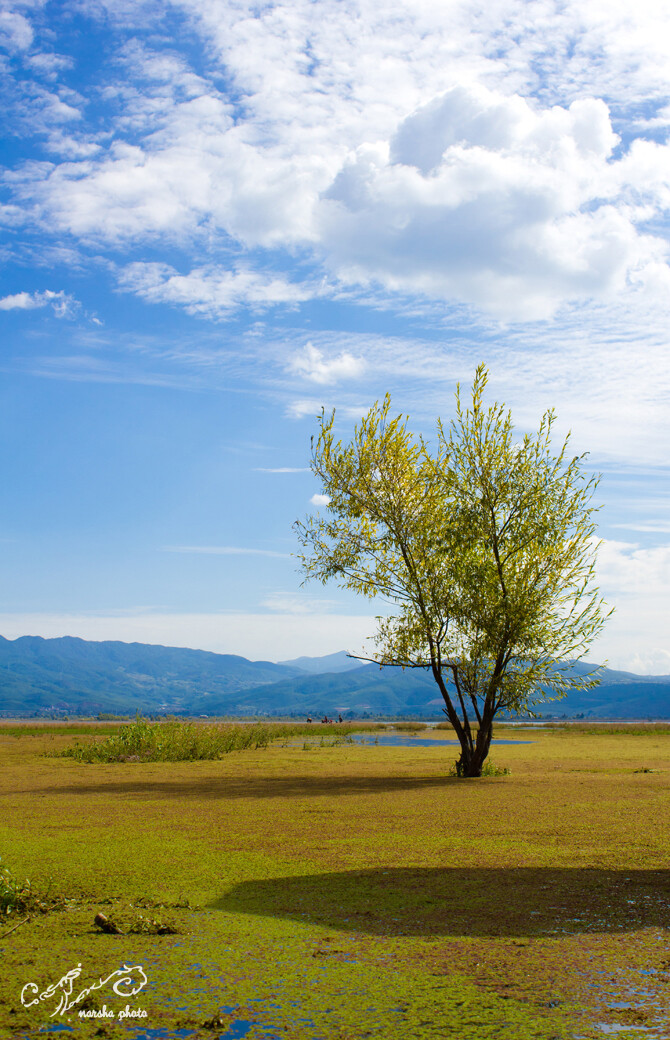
27;773;461;800
211;866;670;938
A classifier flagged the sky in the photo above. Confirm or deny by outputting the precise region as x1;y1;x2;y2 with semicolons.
1;0;669;672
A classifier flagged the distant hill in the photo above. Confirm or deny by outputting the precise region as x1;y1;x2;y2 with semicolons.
190;662;438;716
0;635;303;715
215;662;670;719
0;634;669;718
279;650;367;674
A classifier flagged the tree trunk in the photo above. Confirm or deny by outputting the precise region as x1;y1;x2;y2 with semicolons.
436;667;495;778
455;718;493;777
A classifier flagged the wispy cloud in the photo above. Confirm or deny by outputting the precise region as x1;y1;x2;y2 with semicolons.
260;592;340;615
611;522;670;534
10;354;195;390
118;263;318;318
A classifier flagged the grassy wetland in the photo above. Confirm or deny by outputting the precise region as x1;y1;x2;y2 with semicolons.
1;721;670;1039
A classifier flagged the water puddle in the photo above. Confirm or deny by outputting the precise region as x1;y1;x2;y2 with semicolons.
593;1026;654;1035
347;734;532;747
126;1031;196;1039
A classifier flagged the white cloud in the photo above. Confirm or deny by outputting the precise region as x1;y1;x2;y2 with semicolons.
612;522;670;534
288;342;365;384
44;133;102;159
272;309;670;467
6;2;670;320
286;398;327;420
595;538;670;597
310;493;331;507
0;289;78;317
260;592;339;614
0;9;33;51
286;394;372;422
319;85;668;319
586;537;670;672
26;51;74;77
118;262;316;317
617;649;670;676
0;291;42;311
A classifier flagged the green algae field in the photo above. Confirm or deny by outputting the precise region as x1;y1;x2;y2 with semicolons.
1;722;670;1040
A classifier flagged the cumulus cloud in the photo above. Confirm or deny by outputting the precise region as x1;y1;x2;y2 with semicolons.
0;289;78;317
288;343;365;384
3;0;670;320
0;9;33;51
0;291;42;310
4;2;669;320
310;493;331;507
319;85;669;319
26;51;74;77
21;90;325;246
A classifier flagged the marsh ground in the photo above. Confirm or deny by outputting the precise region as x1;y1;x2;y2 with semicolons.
1;723;669;1039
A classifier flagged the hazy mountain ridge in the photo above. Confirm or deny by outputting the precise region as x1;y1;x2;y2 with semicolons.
0;634;669;718
0;635;303;714
279;650;367;674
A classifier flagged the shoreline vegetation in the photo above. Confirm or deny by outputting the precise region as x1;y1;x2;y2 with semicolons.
1;716;670;758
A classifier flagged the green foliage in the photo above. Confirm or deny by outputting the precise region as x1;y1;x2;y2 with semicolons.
296;365;611;777
449;758;511;777
53;718;276;762
0;858;31;915
50;718;376;763
0;857;62;916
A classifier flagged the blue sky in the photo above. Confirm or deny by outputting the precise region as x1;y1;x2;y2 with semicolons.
1;0;669;671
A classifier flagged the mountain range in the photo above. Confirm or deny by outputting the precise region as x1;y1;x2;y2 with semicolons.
0;634;669;719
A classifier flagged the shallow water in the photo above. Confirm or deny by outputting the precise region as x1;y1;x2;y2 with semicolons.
348;733;532;747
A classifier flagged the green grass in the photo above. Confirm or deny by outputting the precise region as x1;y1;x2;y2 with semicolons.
46;718;385;763
1;724;669;1038
0;856;65;919
0;857;34;916
51;717;279;762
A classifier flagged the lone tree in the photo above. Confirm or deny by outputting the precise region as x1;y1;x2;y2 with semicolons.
295;366;611;777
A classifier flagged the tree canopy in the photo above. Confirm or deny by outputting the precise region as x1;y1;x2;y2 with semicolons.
295;366;611;777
